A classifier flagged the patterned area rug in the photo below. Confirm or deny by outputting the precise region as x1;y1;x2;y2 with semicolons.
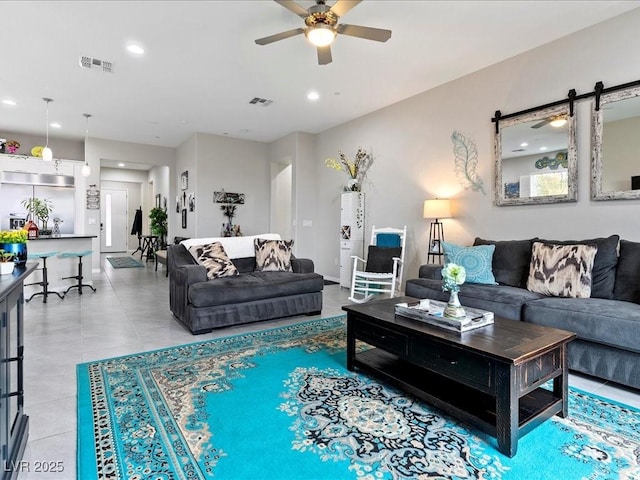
106;256;144;268
77;316;640;479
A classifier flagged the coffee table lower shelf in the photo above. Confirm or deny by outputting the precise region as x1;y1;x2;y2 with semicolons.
353;348;563;451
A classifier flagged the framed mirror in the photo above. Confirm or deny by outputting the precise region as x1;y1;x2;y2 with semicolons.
494;104;577;206
591;84;640;200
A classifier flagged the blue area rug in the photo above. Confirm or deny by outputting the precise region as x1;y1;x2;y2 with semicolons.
77;315;640;479
106;256;144;268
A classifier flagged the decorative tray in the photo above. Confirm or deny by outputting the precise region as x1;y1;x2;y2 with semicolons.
395;299;494;333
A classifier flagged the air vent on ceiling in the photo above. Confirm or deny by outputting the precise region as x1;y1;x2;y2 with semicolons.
79;56;113;73
249;97;273;107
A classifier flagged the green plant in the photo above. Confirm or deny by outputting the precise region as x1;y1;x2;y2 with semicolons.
149;207;168;247
0;249;14;263
0;230;28;243
21;197;54;230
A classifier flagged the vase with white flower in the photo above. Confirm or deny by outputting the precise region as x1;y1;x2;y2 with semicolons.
442;263;466;319
324;147;374;192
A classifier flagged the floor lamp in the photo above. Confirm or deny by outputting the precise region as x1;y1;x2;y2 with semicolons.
423;199;452;264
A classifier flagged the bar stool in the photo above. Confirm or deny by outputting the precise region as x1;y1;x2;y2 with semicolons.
25;252;64;303
59;250;96;297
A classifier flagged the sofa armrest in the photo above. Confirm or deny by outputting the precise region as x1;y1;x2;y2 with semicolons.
291;257;315;274
419;264;443;280
175;264;207;286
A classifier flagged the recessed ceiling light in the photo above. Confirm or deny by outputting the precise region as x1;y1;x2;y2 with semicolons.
2;99;16;106
126;44;145;55
307;91;320;101
118;163;125;167
240;129;249;133
540;146;547;151
520;142;528;147
50;122;61;129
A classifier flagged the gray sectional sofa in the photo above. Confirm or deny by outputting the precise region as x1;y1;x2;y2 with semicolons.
168;234;323;334
405;235;640;390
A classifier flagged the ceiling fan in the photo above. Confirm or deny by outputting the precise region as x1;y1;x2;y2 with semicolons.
255;0;392;65
531;115;568;129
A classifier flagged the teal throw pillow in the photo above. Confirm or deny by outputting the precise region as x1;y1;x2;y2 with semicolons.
442;242;497;285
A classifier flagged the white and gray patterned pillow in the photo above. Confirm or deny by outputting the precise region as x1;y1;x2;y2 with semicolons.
527;242;597;298
188;242;239;279
254;238;294;272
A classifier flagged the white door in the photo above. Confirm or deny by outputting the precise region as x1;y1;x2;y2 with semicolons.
101;189;128;253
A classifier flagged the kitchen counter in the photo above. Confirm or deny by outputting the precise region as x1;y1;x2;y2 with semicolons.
29;234;97;240
25;235;97;298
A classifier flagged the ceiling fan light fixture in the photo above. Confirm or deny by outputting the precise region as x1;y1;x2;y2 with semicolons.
306;24;336;47
549;116;568;128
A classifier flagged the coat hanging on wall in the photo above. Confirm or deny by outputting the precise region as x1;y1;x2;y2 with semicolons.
131;207;143;236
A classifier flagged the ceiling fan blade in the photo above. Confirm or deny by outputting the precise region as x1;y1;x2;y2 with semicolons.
330;0;362;17
337;24;392;42
531;119;550;129
317;45;332;65
274;0;309;18
255;27;305;45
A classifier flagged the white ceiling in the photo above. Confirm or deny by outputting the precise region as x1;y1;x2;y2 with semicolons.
1;1;639;148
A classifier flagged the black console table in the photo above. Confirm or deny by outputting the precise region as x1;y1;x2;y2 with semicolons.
1;263;36;480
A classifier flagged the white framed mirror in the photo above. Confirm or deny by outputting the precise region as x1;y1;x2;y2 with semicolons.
591;83;640;200
494;104;577;206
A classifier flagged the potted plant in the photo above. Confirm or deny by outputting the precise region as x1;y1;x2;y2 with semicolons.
149;207;168;249
21;197;54;235
0;230;28;266
0;249;15;275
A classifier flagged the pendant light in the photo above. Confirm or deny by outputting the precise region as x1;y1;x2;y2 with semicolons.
82;113;91;177
42;97;53;161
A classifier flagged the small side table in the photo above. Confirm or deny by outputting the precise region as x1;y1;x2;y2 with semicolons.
140;235;159;261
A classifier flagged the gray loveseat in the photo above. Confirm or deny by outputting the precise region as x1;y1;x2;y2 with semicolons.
405;235;640;390
168;234;323;334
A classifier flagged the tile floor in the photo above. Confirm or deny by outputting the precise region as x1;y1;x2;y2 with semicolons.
17;254;640;479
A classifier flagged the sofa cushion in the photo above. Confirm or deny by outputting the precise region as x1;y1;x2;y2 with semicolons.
188;242;239;279
539;235;619;299
613;240;640;304
189;271;323;307
254;239;294;272
473;238;535;288
527;242;597;298
404;278;544;321
442;242;496;285
365;246;402;273
523;297;640;354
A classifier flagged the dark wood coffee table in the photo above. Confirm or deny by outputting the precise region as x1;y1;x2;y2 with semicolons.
343;296;576;457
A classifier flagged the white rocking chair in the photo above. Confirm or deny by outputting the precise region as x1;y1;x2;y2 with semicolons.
348;226;407;304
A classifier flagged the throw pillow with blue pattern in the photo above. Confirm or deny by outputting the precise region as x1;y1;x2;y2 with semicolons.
442;242;497;285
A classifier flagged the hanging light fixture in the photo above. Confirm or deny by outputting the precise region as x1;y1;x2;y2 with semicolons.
82;113;91;177
42;97;53;161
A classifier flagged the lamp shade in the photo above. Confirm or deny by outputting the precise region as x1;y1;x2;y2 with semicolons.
423;199;452;219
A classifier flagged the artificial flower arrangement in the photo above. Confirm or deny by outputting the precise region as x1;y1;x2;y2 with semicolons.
5;140;20;154
442;263;466;293
324;147;374;191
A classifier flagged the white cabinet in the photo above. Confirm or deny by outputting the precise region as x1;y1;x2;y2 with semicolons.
339;192;365;288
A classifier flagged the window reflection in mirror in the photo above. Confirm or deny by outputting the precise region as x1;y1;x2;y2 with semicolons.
495;105;577;205
592;85;640;200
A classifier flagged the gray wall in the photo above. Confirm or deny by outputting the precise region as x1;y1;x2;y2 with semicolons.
312;8;640;282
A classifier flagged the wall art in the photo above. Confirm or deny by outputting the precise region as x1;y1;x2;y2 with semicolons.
451;131;486;195
181;171;188;190
214;191;245;204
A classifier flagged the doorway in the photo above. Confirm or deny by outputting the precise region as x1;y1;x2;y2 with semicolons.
100;188;128;253
270;162;292;239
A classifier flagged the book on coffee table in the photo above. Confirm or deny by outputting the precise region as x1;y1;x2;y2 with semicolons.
395;299;494;333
